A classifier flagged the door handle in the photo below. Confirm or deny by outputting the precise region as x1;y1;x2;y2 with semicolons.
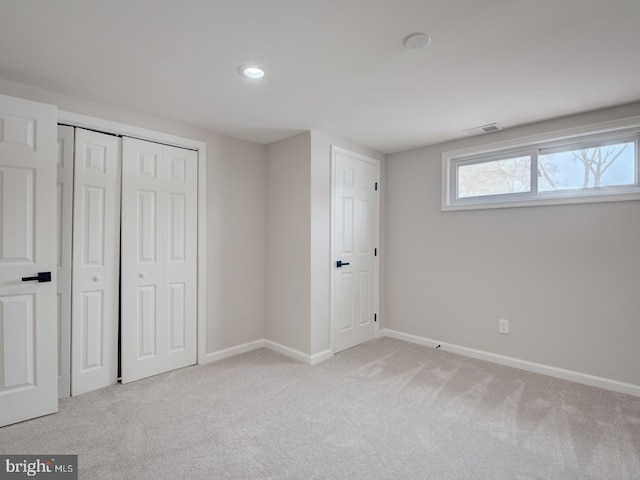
21;272;52;283
336;260;350;268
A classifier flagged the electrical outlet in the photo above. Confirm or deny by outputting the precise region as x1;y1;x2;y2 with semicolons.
499;319;509;334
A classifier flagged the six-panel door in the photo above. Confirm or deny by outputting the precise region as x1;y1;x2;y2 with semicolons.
120;137;197;383
0;94;58;426
332;148;379;353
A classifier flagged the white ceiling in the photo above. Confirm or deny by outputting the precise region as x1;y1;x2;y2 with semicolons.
0;0;639;154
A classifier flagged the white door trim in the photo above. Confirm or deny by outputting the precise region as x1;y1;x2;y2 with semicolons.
56;125;74;398
57;111;208;366
330;146;380;355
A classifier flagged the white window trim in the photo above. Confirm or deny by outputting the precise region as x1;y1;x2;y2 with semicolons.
442;115;640;211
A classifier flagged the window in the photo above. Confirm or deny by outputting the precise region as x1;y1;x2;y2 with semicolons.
443;120;640;210
458;154;531;198
538;138;635;192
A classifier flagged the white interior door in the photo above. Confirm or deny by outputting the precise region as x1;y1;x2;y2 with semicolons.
56;125;74;398
121;137;197;384
0;94;58;426
71;128;121;396
332;147;379;353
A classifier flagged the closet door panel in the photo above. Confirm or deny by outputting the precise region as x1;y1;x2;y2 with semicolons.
71;129;121;396
163;145;197;369
137;285;157;358
168;193;186;262
168;282;186;351
121;138;196;383
121;140;162;381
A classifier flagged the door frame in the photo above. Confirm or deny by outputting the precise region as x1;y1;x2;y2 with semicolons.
57;111;208;370
57;125;74;398
329;145;380;355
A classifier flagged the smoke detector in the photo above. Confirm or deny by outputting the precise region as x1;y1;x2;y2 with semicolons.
403;33;431;50
464;123;504;136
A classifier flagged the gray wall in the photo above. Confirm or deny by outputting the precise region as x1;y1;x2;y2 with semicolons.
0;77;267;356
265;133;312;353
206;136;266;352
385;102;640;386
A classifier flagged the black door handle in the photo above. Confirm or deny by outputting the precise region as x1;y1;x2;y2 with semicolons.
21;272;52;283
336;260;350;268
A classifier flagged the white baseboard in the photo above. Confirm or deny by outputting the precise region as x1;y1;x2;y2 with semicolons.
201;339;265;365
263;340;312;364
310;349;333;365
380;328;640;397
201;339;335;367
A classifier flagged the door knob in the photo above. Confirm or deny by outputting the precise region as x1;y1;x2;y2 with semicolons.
139;272;147;278
335;260;350;268
21;272;52;283
93;276;101;282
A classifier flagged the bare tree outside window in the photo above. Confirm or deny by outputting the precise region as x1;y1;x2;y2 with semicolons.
539;142;634;192
572;145;629;187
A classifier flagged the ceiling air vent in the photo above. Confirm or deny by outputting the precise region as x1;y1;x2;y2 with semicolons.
464;123;503;136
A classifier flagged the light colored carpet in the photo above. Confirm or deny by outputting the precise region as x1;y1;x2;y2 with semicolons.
1;337;639;479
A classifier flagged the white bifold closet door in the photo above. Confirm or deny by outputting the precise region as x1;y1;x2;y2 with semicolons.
120;137;197;384
71;129;121;396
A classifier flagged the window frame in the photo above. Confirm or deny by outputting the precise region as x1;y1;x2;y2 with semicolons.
452;149;537;203
442;116;640;211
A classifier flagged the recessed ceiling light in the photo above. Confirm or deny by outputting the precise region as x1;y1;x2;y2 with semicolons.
403;33;431;50
238;65;265;79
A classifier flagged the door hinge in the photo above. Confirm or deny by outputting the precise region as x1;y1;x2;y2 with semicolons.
374;182;378;191
374;313;377;322
374;248;377;256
